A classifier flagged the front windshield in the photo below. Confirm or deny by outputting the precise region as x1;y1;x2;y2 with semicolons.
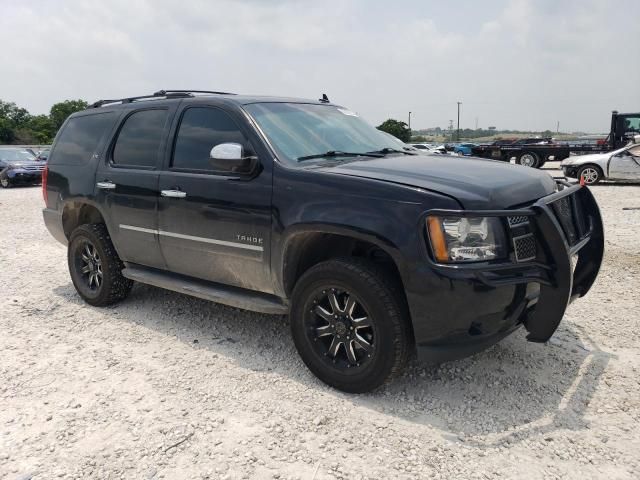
0;149;36;162
244;102;402;163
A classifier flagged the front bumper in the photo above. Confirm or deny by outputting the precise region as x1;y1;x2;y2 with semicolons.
562;165;579;178
405;182;604;363
5;169;43;184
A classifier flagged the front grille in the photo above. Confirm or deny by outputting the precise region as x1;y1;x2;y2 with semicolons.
513;234;536;262
551;193;587;246
508;215;529;227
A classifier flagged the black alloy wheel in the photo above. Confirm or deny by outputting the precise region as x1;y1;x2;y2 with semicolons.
305;287;376;369
68;223;133;306
291;258;410;393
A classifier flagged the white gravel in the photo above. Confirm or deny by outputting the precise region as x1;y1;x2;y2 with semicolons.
1;170;639;480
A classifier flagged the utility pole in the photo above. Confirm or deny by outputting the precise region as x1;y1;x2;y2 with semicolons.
408;111;412;130
456;102;462;141
475;117;478;130
556;120;560;134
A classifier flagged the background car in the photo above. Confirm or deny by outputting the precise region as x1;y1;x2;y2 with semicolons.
379;132;419;152
453;143;476;156
408;143;432;151
0;147;45;188
561;143;640;184
35;148;50;161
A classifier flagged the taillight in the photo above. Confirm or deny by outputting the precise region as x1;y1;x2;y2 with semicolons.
42;165;49;205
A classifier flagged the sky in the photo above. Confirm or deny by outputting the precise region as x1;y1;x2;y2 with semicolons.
0;0;638;133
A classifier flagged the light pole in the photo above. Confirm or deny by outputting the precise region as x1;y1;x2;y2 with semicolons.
408;111;412;130
456;102;462;141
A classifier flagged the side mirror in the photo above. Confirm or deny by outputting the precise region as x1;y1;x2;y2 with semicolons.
209;143;258;175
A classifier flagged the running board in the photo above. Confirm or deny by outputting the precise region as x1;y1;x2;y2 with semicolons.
122;265;289;315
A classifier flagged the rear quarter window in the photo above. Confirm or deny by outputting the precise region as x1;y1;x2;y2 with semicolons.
49;112;117;165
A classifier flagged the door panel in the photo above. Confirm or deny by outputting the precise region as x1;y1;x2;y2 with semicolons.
158;172;272;292
95;168;164;267
609;151;640;180
157;105;272;293
95;107;175;269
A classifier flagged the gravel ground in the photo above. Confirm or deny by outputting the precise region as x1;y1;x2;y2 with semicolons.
1;170;639;480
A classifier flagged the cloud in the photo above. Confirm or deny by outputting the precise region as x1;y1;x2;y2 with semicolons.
0;0;636;132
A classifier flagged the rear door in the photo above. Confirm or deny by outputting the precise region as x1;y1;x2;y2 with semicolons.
608;145;640;180
157;104;272;293
95;105;177;269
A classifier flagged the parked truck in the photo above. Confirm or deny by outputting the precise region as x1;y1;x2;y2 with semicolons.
471;111;640;168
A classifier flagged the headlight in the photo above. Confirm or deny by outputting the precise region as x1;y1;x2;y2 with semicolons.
427;216;507;263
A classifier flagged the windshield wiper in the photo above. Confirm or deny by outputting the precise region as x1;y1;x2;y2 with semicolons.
297;150;384;162
368;147;416;156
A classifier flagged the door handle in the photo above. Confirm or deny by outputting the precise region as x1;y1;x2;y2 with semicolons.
161;189;187;198
96;181;116;190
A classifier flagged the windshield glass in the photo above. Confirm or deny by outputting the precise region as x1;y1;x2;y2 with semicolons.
244;103;403;163
0;149;36;162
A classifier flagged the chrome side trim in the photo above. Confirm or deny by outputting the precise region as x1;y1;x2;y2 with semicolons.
119;225;158;235
118;224;264;252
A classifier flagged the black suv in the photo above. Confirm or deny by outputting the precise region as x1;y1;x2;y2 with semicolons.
42;90;604;393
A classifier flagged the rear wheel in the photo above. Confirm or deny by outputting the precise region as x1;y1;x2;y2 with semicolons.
290;258;411;393
68;223;133;306
577;165;603;185
516;151;540;168
0;177;11;188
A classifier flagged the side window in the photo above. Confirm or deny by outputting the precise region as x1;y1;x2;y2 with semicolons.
112;109;168;168
49;112;116;165
172;107;248;172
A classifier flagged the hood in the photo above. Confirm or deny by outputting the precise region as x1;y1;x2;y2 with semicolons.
560;147;625;167
314;154;557;209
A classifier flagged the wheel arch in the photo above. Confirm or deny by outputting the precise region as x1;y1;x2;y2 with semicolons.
279;225;407;296
62;200;109;240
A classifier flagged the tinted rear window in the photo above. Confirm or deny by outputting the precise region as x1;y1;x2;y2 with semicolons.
49;112;116;165
112;109;167;168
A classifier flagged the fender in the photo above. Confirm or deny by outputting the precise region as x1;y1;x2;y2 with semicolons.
272;221;408;299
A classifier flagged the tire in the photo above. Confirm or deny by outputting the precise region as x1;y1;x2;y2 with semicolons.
516;151;540;168
577;164;603;185
0;177;11;188
68;223;133;307
290;257;411;393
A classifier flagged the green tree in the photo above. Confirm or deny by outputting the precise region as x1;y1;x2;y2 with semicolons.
28;115;55;143
377;119;411;142
0;117;15;143
50;99;88;133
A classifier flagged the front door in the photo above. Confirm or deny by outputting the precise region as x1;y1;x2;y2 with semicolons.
95;107;174;269
157;105;272;293
609;145;640;181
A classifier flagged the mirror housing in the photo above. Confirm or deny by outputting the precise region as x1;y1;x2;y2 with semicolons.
209;143;258;175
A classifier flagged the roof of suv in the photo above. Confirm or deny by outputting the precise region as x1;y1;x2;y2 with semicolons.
86;91;337;110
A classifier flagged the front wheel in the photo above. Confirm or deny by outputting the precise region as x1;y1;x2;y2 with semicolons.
68;223;133;306
0;177;11;188
290;258;411;393
577;165;603;185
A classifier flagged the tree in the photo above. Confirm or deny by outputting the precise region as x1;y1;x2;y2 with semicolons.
0;118;15;143
50;99;88;133
28;115;55;143
377;119;411;143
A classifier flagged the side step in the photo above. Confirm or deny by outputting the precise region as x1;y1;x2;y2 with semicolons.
122;265;289;315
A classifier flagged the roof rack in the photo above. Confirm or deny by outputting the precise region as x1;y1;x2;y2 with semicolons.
88;89;236;109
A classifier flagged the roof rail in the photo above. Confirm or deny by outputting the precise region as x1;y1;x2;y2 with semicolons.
88;89;236;109
153;89;236;96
